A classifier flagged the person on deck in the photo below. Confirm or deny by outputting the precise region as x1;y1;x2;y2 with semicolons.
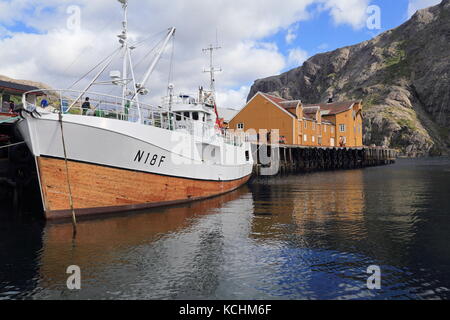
9;101;15;113
81;97;90;115
40;96;49;108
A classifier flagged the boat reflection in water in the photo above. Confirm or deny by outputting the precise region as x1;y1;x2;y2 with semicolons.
35;187;252;299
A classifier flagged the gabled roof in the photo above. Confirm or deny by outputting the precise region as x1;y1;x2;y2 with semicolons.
303;106;320;114
261;93;286;105
227;91;296;123
279;100;301;109
303;100;360;116
230;91;361;124
0;80;40;94
258;92;297;118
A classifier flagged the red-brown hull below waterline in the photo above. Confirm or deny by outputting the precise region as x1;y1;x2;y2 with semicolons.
35;156;251;220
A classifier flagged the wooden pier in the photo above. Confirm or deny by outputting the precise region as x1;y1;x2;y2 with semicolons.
251;144;397;176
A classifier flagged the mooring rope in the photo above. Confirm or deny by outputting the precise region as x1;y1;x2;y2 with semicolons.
58;112;78;238
0;141;25;150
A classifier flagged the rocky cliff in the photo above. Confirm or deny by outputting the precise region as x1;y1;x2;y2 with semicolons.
248;0;450;156
0;75;52;91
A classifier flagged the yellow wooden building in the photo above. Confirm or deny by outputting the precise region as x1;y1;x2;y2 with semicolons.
228;92;363;147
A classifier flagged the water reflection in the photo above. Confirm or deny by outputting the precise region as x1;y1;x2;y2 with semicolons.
0;219;44;299
1;158;450;299
250;170;366;243
34;187;249;299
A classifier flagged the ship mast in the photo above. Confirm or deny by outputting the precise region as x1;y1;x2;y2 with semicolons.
119;0;129;109
202;44;221;99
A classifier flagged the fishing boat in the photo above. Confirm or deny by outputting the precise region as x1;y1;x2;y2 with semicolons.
17;0;253;220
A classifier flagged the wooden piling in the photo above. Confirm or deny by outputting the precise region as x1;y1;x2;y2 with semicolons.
252;144;397;176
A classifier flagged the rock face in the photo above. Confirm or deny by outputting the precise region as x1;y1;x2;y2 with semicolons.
248;0;450;156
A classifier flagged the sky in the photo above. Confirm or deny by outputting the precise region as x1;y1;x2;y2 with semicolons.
0;0;443;109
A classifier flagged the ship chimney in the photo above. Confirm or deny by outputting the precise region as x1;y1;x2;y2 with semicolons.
327;95;334;103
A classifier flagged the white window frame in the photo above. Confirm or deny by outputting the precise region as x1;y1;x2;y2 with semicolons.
303;134;307;142
237;123;244;130
339;124;346;133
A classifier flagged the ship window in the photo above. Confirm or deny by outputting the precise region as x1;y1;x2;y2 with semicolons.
175;112;182;121
184;112;190;119
193;112;199;120
245;151;250;161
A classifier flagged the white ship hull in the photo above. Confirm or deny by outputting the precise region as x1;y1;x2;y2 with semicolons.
18;112;253;220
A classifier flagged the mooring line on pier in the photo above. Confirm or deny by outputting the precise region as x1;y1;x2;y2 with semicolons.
0;141;25;150
58;112;78;238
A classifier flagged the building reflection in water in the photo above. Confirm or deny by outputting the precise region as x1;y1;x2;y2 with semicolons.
249;169;367;244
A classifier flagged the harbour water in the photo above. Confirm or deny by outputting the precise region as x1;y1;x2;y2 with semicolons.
1;157;450;300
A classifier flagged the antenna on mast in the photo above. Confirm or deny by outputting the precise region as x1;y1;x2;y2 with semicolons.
118;0;129;108
202;44;221;95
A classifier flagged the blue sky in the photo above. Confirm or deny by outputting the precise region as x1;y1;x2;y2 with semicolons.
271;0;412;72
0;0;442;108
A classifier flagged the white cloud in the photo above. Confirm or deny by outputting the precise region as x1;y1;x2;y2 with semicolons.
216;86;250;109
0;0;379;108
319;0;372;29
407;0;441;18
285;24;300;44
287;48;309;67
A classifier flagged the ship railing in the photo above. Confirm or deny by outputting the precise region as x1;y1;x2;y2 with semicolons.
161;94;199;107
22;89;244;146
160;91;216;108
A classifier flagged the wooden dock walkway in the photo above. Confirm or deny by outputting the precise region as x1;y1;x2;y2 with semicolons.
251;144;397;176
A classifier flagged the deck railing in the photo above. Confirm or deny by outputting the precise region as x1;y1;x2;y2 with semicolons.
23;89;244;146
